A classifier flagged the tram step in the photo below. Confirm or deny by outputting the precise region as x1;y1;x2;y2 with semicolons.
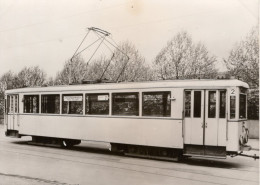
183;154;226;159
28;141;61;148
184;144;226;158
124;153;180;162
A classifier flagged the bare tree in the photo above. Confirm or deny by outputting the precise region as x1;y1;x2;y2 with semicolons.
0;66;46;91
224;26;259;120
17;66;46;87
55;55;88;85
154;31;217;80
85;55;110;81
0;71;16;116
86;41;152;82
0;67;46;117
224;26;259;88
0;71;16;92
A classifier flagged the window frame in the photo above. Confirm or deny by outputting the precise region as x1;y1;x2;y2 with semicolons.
239;93;247;119
23;94;40;114
85;93;110;115
193;91;202;118
184;91;191;118
112;92;139;116
62;94;83;115
219;91;226;119
142;91;171;117
230;96;236;119
41;94;61;114
208;91;217;118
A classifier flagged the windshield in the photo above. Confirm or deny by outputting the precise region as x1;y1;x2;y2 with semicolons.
239;93;247;119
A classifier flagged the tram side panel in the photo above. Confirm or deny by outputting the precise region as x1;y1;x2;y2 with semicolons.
226;121;239;152
19;115;184;149
226;121;248;152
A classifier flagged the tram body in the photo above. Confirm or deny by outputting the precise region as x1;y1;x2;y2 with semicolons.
4;79;250;159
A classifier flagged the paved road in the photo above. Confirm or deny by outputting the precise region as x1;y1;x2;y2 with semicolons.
0;125;258;185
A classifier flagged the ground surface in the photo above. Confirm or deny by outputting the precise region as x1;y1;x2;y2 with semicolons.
0;125;259;185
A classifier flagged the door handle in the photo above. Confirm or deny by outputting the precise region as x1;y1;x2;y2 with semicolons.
205;122;207;128
201;123;204;128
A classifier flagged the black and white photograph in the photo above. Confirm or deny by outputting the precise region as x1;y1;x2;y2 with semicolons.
0;0;259;184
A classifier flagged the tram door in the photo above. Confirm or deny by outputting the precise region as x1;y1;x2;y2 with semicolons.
7;95;19;130
184;90;205;145
184;90;227;147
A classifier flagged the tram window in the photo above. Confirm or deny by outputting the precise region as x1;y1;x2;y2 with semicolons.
14;95;18;113
184;91;191;117
41;95;60;114
4;99;7;114
193;91;201;118
7;96;10;113
219;91;226;118
208;91;216;118
62;94;83;114
230;96;236;119
24;95;39;113
85;93;109;115
239;94;246;119
10;96;14;113
142;91;171;117
112;93;139;116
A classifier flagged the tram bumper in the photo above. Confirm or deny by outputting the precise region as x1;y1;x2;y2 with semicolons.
240;144;252;151
5;130;20;138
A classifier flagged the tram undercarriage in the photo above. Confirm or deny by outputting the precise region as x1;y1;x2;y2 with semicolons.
110;143;183;161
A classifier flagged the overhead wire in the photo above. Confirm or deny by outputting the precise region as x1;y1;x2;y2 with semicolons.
0;2;127;33
1;33;85;50
0;1;15;20
236;0;258;19
1;8;227;50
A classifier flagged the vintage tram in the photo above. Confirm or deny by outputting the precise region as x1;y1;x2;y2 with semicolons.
4;79;251;160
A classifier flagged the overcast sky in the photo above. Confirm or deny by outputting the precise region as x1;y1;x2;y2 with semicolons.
0;0;258;78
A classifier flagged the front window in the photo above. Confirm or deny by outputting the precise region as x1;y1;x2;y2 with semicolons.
239;94;246;119
230;96;236;119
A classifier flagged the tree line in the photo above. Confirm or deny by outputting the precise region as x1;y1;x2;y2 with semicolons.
0;27;258;119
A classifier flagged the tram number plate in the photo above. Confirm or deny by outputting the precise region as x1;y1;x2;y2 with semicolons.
230;89;236;96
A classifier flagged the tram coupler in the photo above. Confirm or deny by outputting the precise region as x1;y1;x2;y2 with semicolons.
237;152;259;160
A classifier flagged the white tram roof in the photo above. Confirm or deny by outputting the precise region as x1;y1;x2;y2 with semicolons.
5;79;249;94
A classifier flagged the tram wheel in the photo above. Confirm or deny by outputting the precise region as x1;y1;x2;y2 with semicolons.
61;139;73;148
61;139;81;148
